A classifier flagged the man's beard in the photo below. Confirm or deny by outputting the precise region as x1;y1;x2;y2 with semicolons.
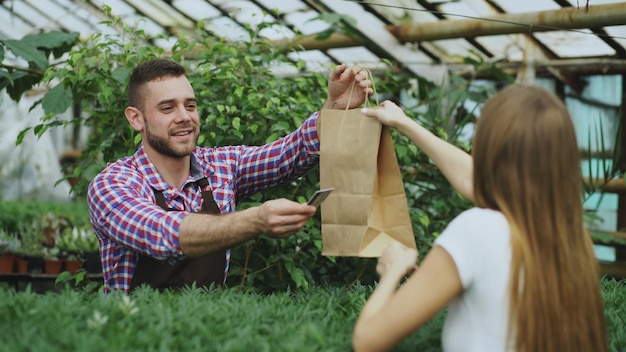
144;119;198;158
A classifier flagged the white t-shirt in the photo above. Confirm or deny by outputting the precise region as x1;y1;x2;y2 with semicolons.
434;207;513;352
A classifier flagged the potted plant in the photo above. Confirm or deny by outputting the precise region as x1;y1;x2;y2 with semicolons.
42;246;63;275
57;226;99;273
37;212;68;248
16;222;46;273
57;226;83;273
0;229;20;273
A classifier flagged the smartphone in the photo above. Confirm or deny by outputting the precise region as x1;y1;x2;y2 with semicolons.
306;188;334;208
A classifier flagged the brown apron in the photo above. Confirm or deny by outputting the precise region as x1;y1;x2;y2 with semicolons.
129;177;226;292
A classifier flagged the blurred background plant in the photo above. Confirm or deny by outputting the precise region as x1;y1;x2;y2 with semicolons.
56;225;99;256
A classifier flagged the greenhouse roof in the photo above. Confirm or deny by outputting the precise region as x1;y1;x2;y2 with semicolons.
2;0;626;92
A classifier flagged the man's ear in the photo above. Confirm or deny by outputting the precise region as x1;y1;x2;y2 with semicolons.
125;106;144;132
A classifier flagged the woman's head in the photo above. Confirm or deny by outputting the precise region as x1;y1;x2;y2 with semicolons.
473;84;581;221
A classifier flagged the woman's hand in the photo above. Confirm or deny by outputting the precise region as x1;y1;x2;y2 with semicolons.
361;100;410;130
376;241;418;279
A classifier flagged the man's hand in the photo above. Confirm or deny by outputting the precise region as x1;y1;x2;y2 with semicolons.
255;198;317;239
179;198;316;258
324;63;374;110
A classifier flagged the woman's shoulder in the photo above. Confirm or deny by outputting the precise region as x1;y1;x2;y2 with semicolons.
450;207;508;229
435;207;510;252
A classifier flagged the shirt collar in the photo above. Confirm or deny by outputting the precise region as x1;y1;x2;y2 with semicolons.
134;144;204;191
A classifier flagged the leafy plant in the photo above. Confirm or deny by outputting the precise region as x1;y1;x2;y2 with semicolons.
1;278;624;351
56;225;99;254
0;228;20;254
0;30;79;101
55;268;102;294
0;200;90;236
15;222;45;257
583;115;621;197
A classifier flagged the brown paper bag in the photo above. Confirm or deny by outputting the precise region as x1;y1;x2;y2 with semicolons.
319;108;416;257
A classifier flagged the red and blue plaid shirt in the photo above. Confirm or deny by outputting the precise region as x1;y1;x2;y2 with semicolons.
87;112;320;293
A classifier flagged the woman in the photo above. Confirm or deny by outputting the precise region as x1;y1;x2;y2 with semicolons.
353;84;608;351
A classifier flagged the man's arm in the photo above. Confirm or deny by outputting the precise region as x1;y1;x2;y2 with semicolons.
179;198;316;257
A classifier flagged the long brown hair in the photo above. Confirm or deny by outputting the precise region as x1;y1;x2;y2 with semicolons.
472;84;608;351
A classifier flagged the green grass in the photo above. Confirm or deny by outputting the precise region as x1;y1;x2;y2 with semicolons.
0;278;623;351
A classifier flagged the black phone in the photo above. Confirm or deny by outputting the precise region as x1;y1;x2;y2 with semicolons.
306;188;334;208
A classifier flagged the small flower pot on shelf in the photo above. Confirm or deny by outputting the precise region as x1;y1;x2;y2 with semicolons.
0;231;20;273
0;253;15;273
15;257;28;273
43;257;63;275
64;257;83;273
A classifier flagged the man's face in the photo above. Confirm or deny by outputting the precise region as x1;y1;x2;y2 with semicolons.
140;75;200;158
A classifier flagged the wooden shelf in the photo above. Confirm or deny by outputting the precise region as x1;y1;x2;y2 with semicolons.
600;261;626;279
0;272;103;291
584;177;626;193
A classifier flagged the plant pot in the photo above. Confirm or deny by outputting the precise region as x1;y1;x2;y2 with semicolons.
43;258;63;275
64;258;83;273
15;257;29;273
0;253;15;273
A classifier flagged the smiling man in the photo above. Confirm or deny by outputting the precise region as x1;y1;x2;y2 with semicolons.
87;59;373;294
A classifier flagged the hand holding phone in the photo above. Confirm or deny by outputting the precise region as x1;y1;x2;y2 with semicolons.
307;188;334;208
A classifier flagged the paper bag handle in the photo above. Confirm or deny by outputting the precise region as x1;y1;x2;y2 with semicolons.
345;68;379;111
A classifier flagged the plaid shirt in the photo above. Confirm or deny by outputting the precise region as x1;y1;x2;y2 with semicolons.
88;112;320;293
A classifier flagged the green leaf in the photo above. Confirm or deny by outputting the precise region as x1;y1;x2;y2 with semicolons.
7;71;42;102
112;66;133;85
20;31;78;50
34;123;51;137
0;69;12;84
232;117;240;130
16;127;32;145
285;261;308;289
265;133;279;144
0;78;9;91
4;39;49;69
55;271;72;284
42;83;73;115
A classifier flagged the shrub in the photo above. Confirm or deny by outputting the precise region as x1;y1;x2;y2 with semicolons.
0;277;623;351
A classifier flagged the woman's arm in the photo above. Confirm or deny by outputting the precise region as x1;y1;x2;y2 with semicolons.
352;244;463;352
362;101;474;202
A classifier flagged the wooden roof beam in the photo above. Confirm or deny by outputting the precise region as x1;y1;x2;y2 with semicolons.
388;2;626;42
274;3;626;51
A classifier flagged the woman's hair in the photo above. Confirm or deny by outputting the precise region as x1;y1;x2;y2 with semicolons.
127;59;187;111
472;84;608;351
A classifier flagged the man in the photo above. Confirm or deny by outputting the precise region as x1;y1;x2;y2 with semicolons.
87;59;373;294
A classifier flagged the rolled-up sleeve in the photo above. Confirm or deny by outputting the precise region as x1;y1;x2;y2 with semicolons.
233;112;321;199
88;167;187;259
